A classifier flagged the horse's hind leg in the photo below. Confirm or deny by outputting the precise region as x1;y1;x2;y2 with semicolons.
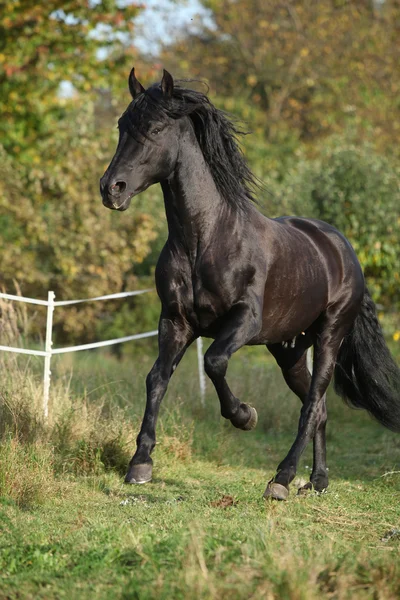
267;344;328;495
282;351;328;491
265;311;351;500
204;302;262;431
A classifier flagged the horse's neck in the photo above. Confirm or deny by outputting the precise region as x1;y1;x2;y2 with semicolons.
161;132;225;254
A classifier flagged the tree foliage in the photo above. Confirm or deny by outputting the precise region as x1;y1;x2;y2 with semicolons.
0;0;141;157
164;0;400;148
0;1;161;342
1;0;399;347
277;142;400;307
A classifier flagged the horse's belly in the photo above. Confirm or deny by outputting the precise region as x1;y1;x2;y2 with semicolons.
253;284;328;345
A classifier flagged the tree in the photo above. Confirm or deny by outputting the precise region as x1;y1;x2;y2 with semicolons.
279;141;400;308
0;1;161;342
0;0;141;159
162;0;400;148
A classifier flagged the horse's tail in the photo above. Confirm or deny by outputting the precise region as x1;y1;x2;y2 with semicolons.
334;288;400;432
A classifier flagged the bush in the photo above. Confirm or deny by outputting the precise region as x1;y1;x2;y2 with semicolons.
279;141;400;308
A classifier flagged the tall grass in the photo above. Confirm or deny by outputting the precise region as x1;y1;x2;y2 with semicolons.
0;350;133;506
0;314;399;507
0;340;297;507
0;438;55;508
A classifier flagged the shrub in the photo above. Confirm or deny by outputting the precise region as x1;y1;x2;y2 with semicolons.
279;142;400;308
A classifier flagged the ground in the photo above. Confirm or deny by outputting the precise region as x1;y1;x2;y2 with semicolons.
1;344;400;599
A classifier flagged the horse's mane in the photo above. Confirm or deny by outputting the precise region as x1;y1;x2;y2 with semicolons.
125;82;261;212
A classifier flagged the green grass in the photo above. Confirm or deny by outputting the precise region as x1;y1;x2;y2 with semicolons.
1;342;400;599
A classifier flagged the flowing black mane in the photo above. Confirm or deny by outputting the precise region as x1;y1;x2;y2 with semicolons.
125;83;261;211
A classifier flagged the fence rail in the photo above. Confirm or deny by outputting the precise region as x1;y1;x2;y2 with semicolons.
0;289;206;418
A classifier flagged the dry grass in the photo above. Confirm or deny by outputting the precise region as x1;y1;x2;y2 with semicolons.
0;438;55;508
0;348;196;506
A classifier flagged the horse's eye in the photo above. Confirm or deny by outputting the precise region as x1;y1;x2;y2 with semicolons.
152;128;161;135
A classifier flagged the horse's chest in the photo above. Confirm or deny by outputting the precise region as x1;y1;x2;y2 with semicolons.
160;252;247;333
190;257;255;331
191;276;231;331
191;286;223;329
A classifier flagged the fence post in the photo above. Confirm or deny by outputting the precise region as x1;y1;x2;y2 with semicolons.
196;337;206;407
306;347;313;375
43;291;55;420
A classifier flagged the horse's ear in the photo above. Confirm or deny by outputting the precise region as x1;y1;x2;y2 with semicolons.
128;67;145;99
161;69;174;97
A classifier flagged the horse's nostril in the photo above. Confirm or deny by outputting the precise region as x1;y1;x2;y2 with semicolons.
110;181;126;195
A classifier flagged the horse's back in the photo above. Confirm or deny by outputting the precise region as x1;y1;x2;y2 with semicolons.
275;215;353;246
252;215;365;344
274;215;363;280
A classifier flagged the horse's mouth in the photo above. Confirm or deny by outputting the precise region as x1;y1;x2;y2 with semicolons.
103;183;151;211
103;193;133;211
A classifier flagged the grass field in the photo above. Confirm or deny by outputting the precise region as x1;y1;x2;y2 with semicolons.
1;341;400;599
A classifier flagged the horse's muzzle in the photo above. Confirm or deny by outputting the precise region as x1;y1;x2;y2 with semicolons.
102;195;131;211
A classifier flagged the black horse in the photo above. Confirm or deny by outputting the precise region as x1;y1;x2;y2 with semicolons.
100;69;400;500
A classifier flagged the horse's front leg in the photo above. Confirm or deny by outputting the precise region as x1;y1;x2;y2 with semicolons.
204;300;262;431
125;315;194;484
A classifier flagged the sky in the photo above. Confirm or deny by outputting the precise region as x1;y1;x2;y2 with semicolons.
60;1;209;96
133;0;211;55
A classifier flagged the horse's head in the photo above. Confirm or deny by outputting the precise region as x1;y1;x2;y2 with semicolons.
100;68;180;211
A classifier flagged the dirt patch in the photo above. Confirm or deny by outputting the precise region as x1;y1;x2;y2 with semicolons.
210;495;238;509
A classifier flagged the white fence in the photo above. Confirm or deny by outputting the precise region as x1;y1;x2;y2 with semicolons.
0;289;206;418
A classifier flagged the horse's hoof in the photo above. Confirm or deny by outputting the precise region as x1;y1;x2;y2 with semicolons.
125;463;152;484
263;482;289;501
297;482;313;496
241;406;258;431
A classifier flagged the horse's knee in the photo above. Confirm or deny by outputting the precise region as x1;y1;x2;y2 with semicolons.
204;351;228;380
146;361;169;392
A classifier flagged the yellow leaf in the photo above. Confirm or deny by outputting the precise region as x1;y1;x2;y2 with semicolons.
247;75;257;86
